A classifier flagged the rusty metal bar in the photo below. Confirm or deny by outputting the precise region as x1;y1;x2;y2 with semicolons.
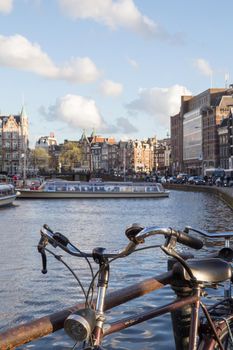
0;271;172;349
104;294;198;336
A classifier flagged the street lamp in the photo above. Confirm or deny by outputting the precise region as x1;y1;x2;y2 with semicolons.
123;146;126;182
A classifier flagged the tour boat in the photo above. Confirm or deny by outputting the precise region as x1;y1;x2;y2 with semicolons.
17;180;169;199
0;184;18;206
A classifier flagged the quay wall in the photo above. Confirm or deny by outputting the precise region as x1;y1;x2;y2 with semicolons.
164;184;233;211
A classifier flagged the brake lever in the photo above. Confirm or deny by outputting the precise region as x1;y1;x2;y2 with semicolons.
38;236;48;274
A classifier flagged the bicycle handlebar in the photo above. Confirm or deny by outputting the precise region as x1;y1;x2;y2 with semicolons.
132;226;203;250
40;224;137;259
40;223;203;261
38;224;203;275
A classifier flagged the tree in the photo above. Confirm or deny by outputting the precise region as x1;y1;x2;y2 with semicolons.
59;142;82;171
30;148;50;173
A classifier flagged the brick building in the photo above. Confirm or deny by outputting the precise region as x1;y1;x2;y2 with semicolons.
218;108;233;169
170;112;183;174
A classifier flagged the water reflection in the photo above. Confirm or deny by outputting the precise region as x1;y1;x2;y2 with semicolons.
0;190;232;349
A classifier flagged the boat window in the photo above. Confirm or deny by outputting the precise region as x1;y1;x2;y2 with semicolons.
145;186;153;192
0;184;15;196
120;186;132;192
133;186;144;192
45;184;55;191
94;186;106;192
105;186;115;192
81;186;93;192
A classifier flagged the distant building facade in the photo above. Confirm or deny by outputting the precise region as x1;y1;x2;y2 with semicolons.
29;130;171;176
35;132;57;149
0;107;29;175
77;131;117;173
155;138;171;174
170;112;184;174
218;108;233;169
170;88;233;175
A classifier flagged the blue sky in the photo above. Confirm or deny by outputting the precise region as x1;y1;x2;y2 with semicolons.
0;0;233;146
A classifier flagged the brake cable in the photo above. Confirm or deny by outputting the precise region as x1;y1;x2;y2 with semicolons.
85;244;162;307
44;247;89;303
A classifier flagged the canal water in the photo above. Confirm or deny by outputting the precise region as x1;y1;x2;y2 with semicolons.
1;190;233;349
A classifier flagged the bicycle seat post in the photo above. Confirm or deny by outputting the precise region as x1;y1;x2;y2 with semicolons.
92;248;110;346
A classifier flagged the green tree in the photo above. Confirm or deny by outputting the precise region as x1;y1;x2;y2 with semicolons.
59;142;81;171
31;147;50;172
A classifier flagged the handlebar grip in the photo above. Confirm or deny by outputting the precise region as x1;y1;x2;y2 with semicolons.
53;232;70;246
40;250;47;274
37;237;47;274
176;231;203;250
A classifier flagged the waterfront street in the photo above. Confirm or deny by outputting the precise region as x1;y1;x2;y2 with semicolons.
164;182;233;211
0;190;232;349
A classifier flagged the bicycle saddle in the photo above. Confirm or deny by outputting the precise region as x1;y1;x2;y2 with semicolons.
173;258;232;283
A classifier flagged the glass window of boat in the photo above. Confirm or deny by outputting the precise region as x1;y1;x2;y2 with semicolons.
67;184;75;191
145;186;157;192
119;185;132;192
81;185;93;192
105;185;119;192
0;185;14;196
44;182;56;191
53;182;67;191
93;184;107;192
133;185;145;192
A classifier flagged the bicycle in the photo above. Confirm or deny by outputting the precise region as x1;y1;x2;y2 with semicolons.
37;223;233;350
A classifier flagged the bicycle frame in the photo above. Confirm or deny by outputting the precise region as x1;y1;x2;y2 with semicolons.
83;257;230;350
0;268;232;350
101;280;230;350
90;235;233;350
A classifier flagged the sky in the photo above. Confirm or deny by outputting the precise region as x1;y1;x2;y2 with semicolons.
1;0;233;147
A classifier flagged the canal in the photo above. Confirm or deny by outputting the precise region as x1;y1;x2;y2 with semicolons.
0;190;233;349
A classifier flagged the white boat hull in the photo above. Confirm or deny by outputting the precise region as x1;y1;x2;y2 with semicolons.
17;190;169;199
0;194;17;206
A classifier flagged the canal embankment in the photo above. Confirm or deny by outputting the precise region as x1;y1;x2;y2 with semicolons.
164;183;233;211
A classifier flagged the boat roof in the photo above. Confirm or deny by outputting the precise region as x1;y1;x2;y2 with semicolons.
41;180;160;186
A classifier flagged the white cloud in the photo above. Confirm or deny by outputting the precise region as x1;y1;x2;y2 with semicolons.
40;94;138;134
40;94;106;130
127;85;192;127
100;79;123;96
58;0;158;37
0;34;100;83
194;58;213;77
0;0;13;14
60;57;101;83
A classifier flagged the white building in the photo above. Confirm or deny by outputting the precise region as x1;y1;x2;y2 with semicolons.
35;132;57;150
0;106;29;175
